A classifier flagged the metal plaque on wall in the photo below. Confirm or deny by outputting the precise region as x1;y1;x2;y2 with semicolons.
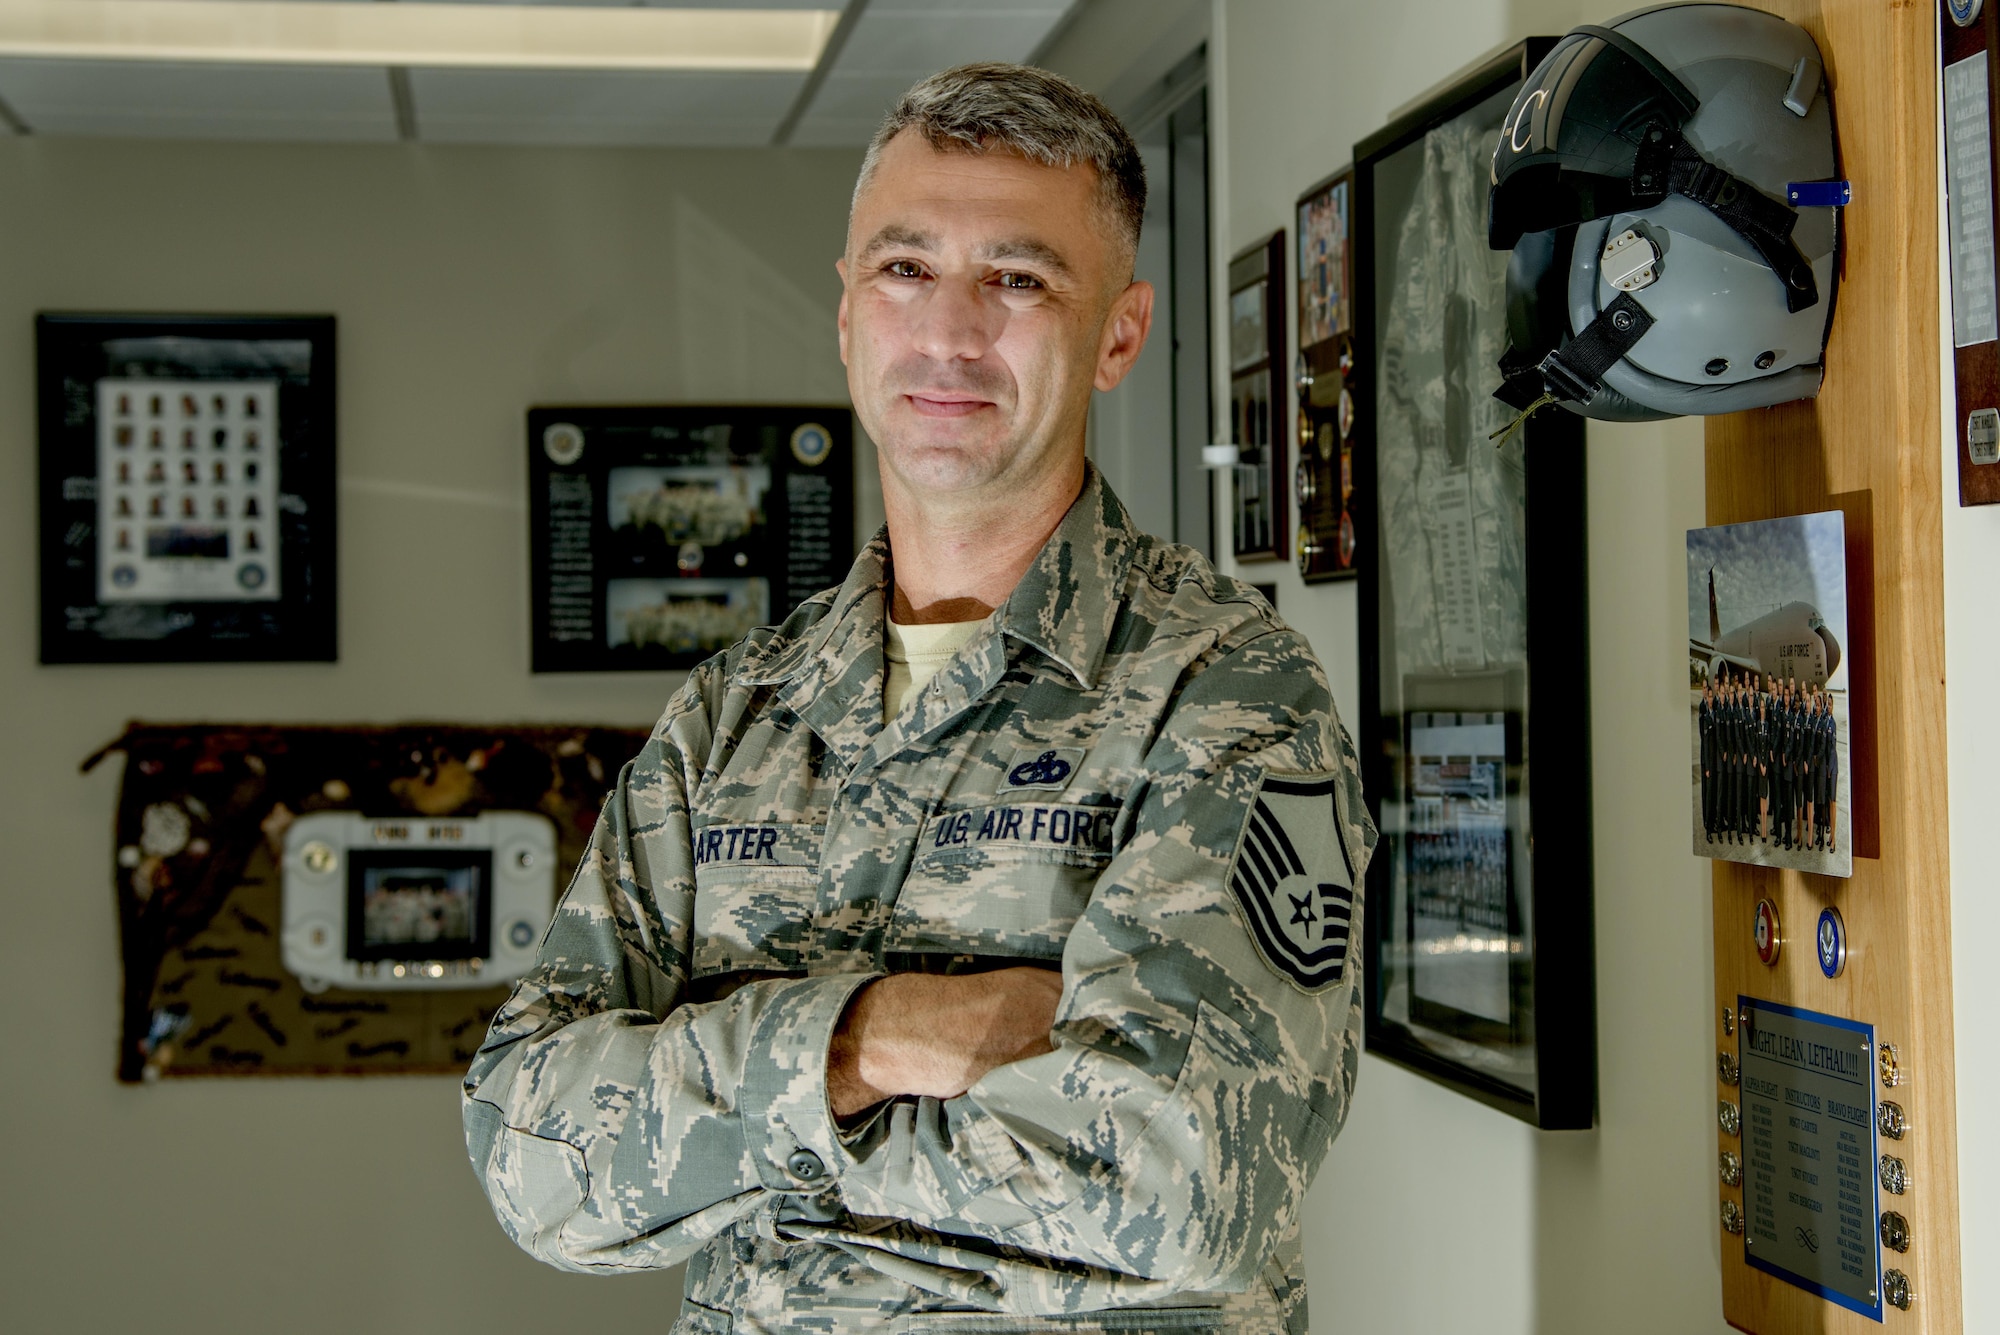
1736;997;1883;1319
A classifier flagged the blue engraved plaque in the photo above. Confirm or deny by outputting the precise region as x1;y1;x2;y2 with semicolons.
1736;997;1882;1319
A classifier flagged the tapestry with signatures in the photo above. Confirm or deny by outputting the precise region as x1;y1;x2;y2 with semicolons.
87;723;648;1081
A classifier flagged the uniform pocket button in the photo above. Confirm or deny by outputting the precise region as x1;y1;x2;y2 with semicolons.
786;1149;825;1182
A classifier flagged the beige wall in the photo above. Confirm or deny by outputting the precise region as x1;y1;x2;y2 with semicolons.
0;135;865;1333
1210;2;1727;1331
1941;68;2000;1332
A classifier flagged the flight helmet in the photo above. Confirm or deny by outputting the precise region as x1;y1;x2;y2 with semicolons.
1487;4;1840;421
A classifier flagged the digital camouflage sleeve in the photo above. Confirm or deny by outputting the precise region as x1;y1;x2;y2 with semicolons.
463;470;1376;1334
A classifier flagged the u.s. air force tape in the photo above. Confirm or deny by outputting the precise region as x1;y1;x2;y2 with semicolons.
1225;772;1356;992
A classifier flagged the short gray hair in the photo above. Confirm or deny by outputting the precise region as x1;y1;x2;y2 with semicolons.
854;63;1146;261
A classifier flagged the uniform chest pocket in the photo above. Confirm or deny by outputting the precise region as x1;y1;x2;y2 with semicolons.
886;803;1117;963
690;821;822;977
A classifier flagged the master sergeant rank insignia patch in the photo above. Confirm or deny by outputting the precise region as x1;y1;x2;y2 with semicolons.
1226;772;1356;992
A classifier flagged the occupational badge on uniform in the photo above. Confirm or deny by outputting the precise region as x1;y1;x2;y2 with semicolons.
1005;747;1083;791
1226;772;1355;991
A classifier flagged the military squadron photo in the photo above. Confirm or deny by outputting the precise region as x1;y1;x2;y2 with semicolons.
1687;511;1852;877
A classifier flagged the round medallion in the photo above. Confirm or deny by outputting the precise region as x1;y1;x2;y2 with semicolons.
790;422;833;467
1341;444;1354;500
1296;460;1316;506
1950;0;1983;28
1338;509;1357;567
1338;387;1356;440
1754;897;1782;966
542;421;585;466
1816;906;1846;978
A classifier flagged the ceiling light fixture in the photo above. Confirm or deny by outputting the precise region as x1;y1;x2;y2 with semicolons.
0;1;841;73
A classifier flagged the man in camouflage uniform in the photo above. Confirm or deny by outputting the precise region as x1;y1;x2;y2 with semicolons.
464;62;1375;1335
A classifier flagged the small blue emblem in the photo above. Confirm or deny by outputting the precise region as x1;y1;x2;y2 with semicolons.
1786;180;1852;208
1009;750;1073;787
1949;0;1983;30
1816;906;1846;979
508;920;537;950
111;563;138;588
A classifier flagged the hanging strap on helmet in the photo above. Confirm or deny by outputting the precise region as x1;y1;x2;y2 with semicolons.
1495;289;1658;414
1630;123;1819;313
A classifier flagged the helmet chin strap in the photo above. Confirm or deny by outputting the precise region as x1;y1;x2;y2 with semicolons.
1630;123;1820;313
1495;289;1657;414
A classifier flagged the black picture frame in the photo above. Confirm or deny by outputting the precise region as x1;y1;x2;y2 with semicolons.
527;404;855;673
1353;38;1596;1130
1226;232;1287;562
37;313;338;665
1294;166;1360;583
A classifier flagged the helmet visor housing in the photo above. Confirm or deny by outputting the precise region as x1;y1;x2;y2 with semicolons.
1488;27;1700;249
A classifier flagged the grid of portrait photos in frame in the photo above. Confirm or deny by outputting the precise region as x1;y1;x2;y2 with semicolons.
37;314;337;664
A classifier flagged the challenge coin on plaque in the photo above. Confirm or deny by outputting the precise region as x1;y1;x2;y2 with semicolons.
790;422;834;468
1816;906;1847;978
543;422;585;466
1754;897;1782;966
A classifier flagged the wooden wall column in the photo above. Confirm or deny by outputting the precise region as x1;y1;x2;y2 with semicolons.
1708;1;1962;1331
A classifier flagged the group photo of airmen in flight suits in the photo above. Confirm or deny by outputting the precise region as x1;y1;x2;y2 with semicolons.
1686;512;1854;877
1697;670;1839;856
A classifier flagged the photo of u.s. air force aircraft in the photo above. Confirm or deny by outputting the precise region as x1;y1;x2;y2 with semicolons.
1686;511;1852;879
1689;567;1842;687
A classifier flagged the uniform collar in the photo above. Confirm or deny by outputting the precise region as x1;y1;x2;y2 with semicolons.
990;462;1138;690
738;462;1139;694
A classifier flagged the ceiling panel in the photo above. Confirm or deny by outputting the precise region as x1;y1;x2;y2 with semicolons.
0;57;397;140
794;70;912;120
406;1;836;8
834;12;1062;71
411;66;802;145
787;2;1078;147
0;1;1088;148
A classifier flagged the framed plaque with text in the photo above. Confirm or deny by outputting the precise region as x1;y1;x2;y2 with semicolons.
527;405;854;673
1944;0;2000;504
1294;167;1361;583
1354;39;1596;1129
1226;232;1287;562
1734;997;1884;1320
